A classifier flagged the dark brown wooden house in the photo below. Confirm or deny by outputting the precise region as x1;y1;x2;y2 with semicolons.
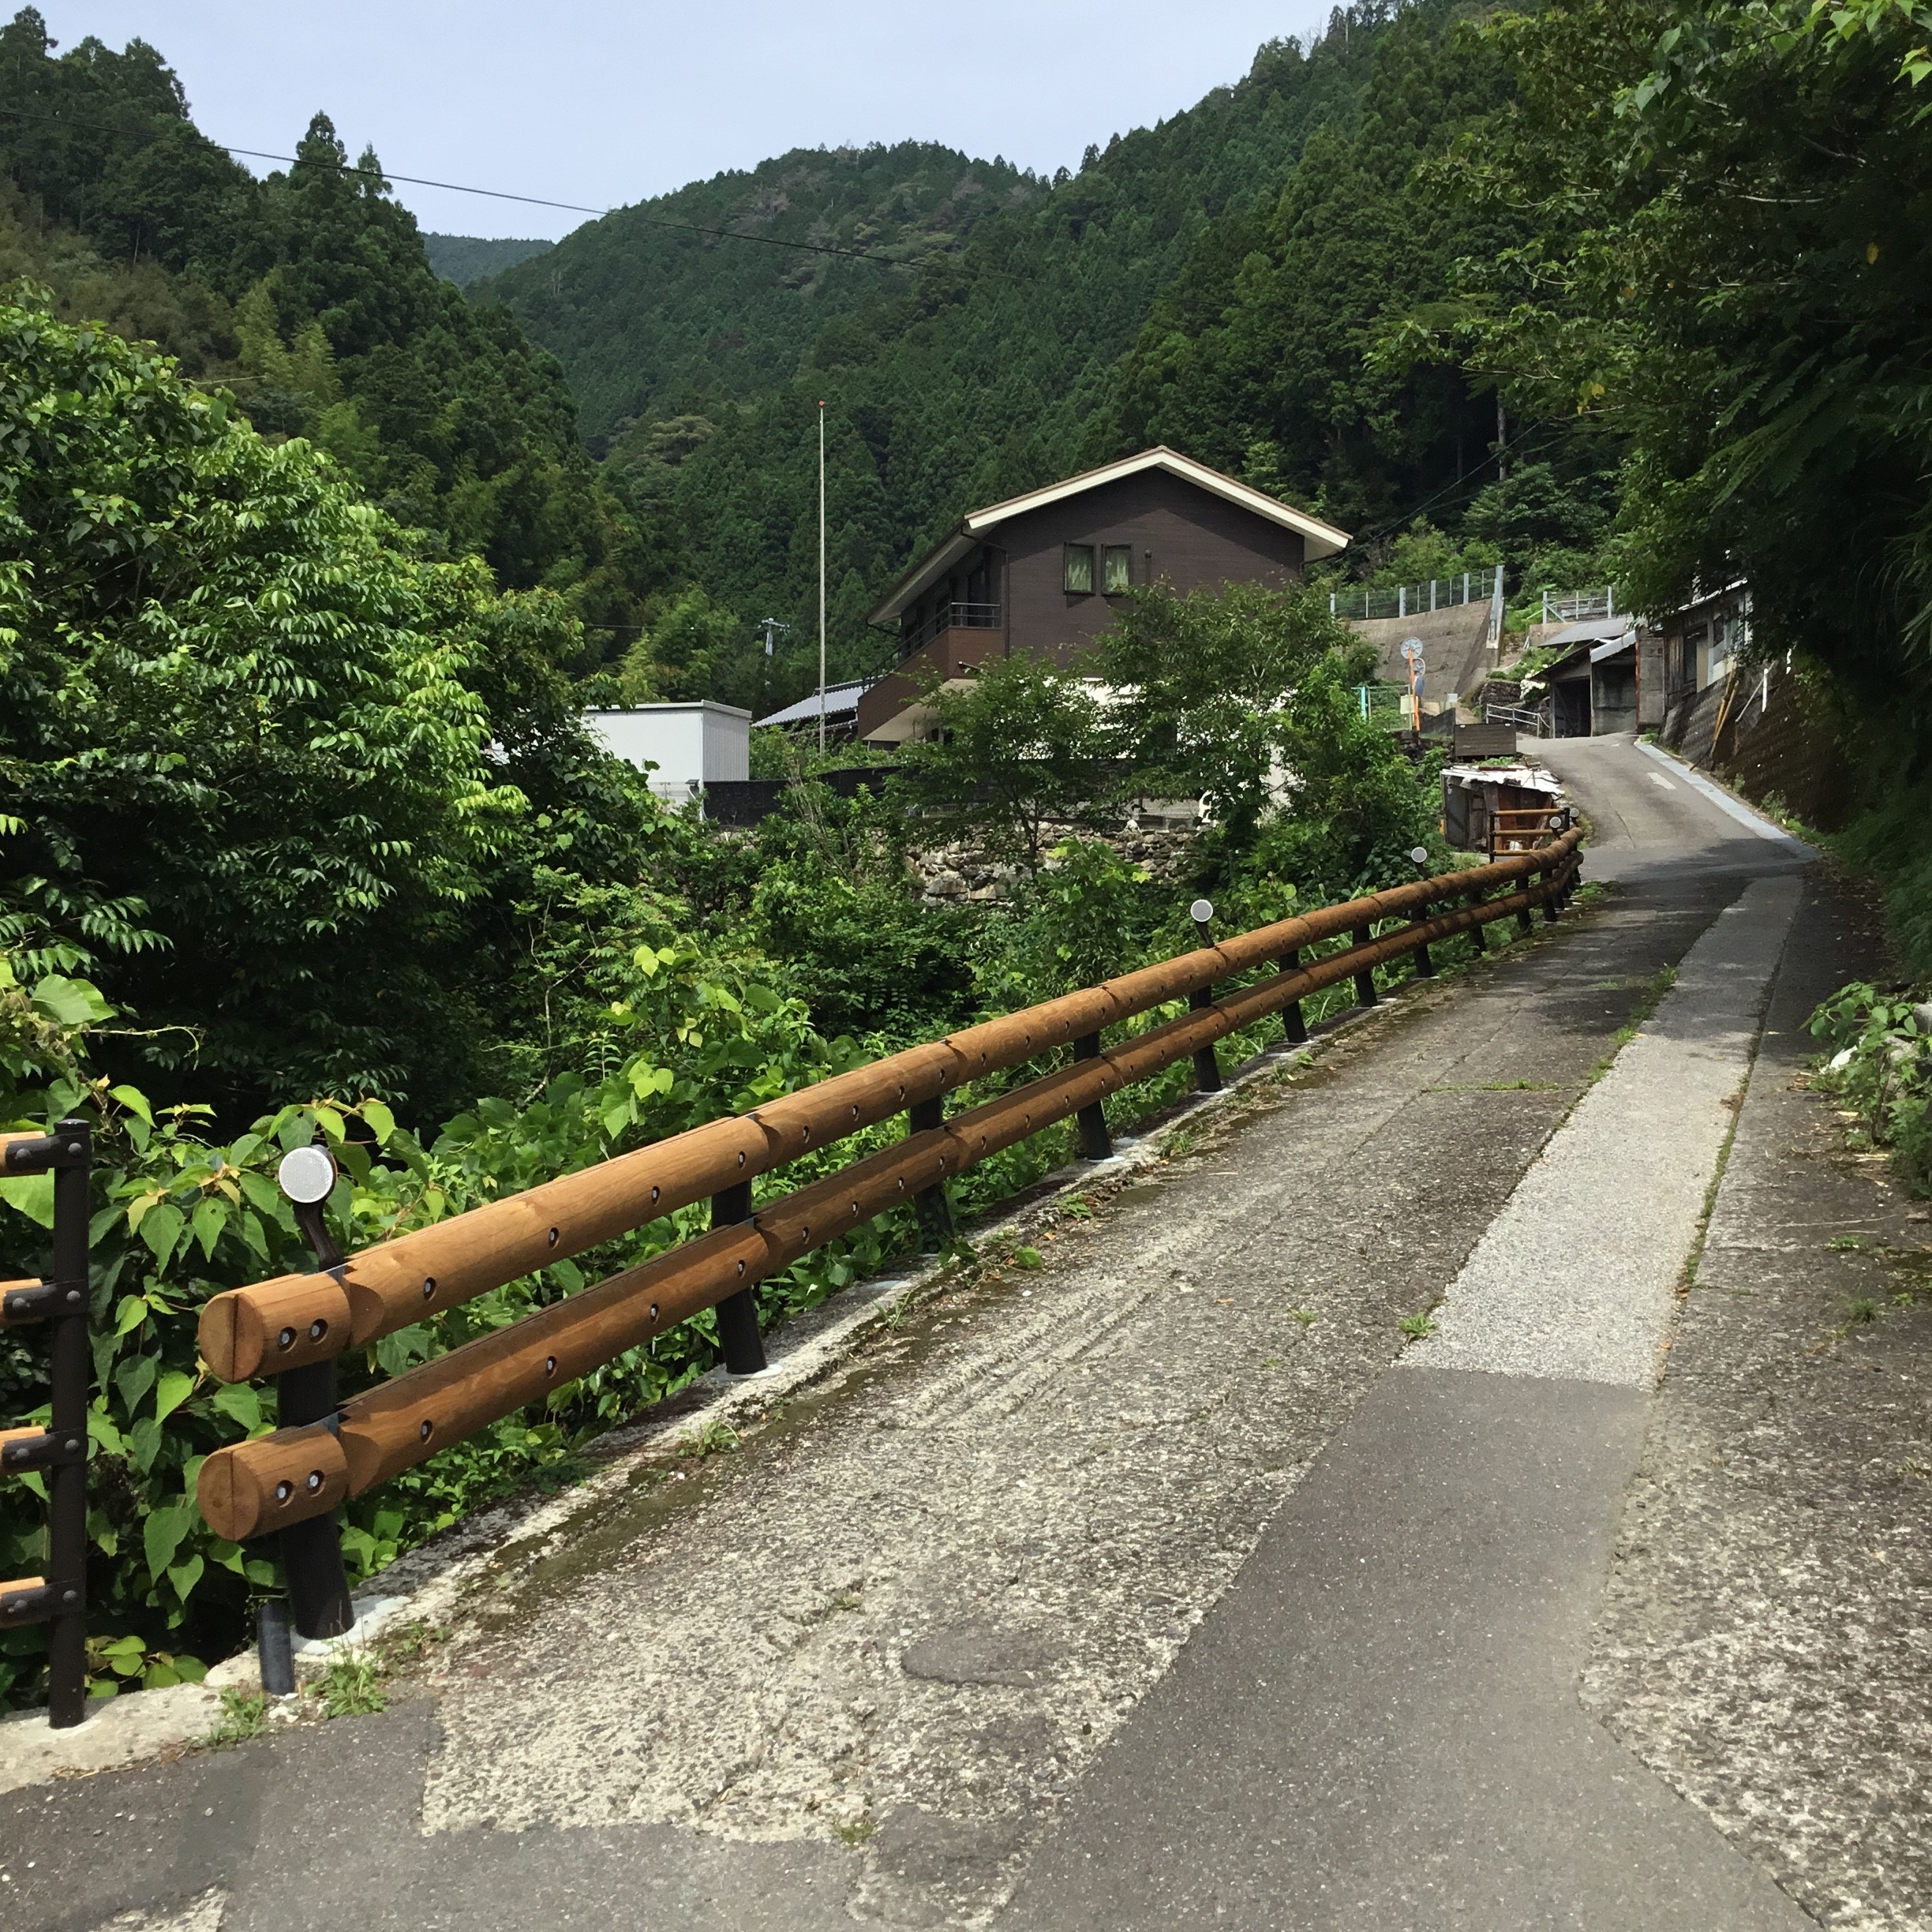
852;447;1350;743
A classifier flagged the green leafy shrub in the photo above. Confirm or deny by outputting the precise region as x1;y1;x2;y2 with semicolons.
1810;981;1932;1194
0;919;881;1711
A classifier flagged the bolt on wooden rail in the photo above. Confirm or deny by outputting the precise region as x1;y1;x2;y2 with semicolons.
193;830;1584;1610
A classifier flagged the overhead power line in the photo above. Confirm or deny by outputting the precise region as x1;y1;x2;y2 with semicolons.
0;104;898;264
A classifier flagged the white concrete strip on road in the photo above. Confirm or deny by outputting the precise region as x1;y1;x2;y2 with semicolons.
1634;739;1812;850
1408;873;1802;1386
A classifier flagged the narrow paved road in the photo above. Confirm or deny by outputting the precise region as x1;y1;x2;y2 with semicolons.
1012;743;1812;1930
6;734;1900;1932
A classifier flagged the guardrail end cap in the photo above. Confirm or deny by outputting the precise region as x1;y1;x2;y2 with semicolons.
197;1290;245;1383
195;1445;245;1542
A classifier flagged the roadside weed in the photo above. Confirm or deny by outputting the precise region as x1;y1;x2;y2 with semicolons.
312;1651;388;1720
683;1417;740;1459
206;1688;268;1746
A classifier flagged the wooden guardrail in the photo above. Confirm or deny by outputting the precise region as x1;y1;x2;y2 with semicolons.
193;829;1585;1627
1488;805;1574;862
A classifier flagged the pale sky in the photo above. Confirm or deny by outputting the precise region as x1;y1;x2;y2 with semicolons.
35;2;1336;240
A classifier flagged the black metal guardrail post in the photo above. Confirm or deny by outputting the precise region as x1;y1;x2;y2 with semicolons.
709;1180;766;1373
44;1121;88;1724
1542;858;1563;924
0;1117;92;1726
1188;901;1224;1092
908;1097;958;1244
1072;1035;1113;1159
280;1162;357;1642
1353;924;1380;1007
256;1599;296;1696
1277;947;1308;1045
1406;848;1436;979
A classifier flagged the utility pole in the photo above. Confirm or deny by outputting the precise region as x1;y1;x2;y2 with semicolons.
818;400;827;754
757;616;788;722
1496;391;1508;481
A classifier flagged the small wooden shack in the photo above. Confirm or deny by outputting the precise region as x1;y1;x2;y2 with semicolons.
1440;759;1567;857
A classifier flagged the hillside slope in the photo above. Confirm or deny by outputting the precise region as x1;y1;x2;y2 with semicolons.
485;18;1395;702
482;141;1035;447
0;9;658;649
487;3;1552;706
426;232;553;287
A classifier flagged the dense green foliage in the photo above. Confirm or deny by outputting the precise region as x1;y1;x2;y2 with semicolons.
1099;6;1519;533
0;294;692;1125
1099;586;1368;849
895;656;1119;873
1410;0;1932;957
1418;1;1932;697
1809;983;1932;1197
0;9;662;653
485;143;1036;446
423;232;552;289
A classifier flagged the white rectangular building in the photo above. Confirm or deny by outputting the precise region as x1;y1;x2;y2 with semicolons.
584;702;751;805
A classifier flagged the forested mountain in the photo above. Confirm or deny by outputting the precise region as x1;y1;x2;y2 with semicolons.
476;0;1590;708
0;0;1609;708
483;143;1039;447
0;9;663;657
424;231;551;288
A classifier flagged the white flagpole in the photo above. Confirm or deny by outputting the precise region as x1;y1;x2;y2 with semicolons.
818;399;827;754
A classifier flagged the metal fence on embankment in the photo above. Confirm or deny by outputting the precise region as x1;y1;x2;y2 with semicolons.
1330;568;1501;623
176;824;1584;1641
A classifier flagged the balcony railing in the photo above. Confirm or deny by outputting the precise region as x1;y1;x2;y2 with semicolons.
900;601;1002;658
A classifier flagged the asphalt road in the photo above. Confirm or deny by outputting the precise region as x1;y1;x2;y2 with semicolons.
1010;736;1816;1931
0;734;1864;1932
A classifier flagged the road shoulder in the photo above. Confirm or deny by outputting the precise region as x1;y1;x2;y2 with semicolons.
1582;872;1932;1930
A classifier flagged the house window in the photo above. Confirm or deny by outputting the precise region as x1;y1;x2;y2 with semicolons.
1103;545;1133;593
1064;544;1095;594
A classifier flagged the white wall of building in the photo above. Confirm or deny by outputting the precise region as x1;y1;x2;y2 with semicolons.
584;703;751;803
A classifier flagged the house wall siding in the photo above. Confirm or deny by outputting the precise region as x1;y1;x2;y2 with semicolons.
998;470;1308;667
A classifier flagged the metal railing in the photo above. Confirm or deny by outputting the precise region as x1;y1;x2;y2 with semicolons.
1485;698;1550;737
190;832;1586;1619
1331;568;1500;623
0;1120;92;1728
1540;586;1618;624
1358;682;1413;727
900;601;1002;658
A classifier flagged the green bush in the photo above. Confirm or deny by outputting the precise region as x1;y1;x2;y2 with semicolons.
0;923;880;1710
1809;980;1932;1195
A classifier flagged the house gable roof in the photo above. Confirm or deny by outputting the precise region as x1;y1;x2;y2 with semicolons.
865;447;1350;626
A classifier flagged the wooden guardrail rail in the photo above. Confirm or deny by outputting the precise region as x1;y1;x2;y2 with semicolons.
194;829;1584;1623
